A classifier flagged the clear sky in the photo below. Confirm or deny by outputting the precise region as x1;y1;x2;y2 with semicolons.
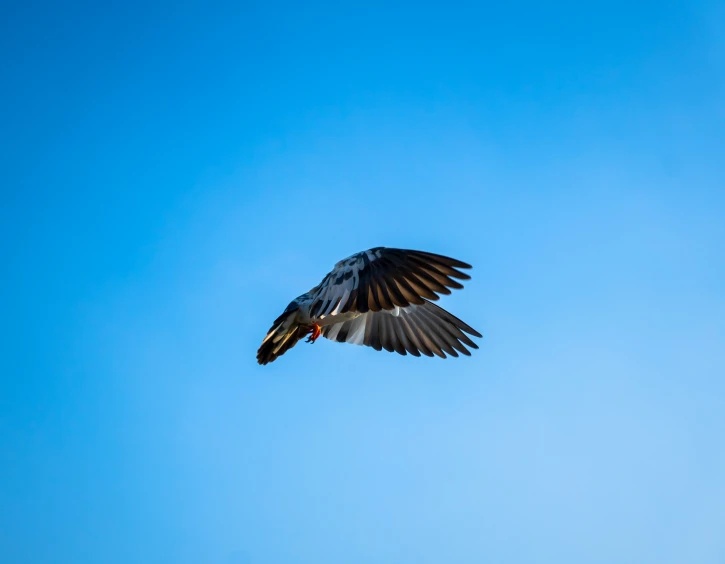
2;1;724;563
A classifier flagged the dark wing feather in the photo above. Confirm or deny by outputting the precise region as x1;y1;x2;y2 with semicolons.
309;248;473;320
321;300;482;359
256;310;307;365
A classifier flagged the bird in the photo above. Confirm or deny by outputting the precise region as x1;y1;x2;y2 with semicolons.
256;247;482;365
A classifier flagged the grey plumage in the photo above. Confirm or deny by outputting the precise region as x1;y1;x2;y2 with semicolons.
256;247;482;365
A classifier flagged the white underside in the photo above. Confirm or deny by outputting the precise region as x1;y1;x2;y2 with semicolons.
313;305;413;347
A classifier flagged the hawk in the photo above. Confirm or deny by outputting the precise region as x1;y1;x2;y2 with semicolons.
257;247;482;365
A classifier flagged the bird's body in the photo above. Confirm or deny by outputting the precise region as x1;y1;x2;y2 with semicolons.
257;247;482;365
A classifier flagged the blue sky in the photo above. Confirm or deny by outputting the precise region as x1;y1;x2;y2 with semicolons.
2;1;724;562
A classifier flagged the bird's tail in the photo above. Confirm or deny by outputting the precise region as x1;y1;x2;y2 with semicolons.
257;311;310;365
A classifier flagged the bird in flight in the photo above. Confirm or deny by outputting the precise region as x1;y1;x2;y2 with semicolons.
257;247;482;365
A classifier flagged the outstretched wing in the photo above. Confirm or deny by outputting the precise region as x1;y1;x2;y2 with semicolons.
308;247;473;319
321;300;482;358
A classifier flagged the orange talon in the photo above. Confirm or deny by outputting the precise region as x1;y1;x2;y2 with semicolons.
305;323;322;344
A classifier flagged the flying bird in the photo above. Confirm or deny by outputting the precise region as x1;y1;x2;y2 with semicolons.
257;247;482;365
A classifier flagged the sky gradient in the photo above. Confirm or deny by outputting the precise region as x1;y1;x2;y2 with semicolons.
2;1;725;563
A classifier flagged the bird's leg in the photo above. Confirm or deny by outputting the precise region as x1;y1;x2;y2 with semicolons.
305;323;322;344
